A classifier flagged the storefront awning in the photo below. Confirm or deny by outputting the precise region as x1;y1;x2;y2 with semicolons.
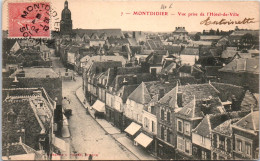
124;122;141;136
92;100;105;113
134;133;153;148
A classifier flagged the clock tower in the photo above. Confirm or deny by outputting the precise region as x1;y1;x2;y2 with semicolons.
60;0;72;35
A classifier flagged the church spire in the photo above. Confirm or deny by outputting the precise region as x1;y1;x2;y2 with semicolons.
64;0;68;9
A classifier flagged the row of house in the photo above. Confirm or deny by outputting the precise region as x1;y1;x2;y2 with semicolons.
2;67;65;160
82;55;259;160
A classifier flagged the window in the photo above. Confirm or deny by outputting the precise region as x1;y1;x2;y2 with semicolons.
213;152;217;160
184;122;190;136
201;136;205;145
193;147;198;155
152;121;154;132
201;150;207;160
144;117;148;128
236;139;242;152
245;142;251;156
161;126;165;140
219;136;225;150
177;120;183;133
185;140;190;154
167;129;171;142
161;109;164;120
177;137;184;151
167;111;171;122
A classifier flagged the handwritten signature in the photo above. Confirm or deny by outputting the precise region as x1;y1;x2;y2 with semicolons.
200;17;256;25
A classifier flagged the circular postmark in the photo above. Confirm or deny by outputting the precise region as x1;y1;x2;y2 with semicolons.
8;2;54;38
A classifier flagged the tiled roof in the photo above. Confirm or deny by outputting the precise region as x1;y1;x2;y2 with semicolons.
2;143;27;156
240;90;258;111
233;111;259;131
130;46;143;54
145;52;166;65
181;84;218;105
68;46;79;53
205;66;222;76
178;77;197;85
128;82;151;104
3;77;62;105
178;65;203;74
211;82;245;102
73;28;124;38
145;81;177;98
194;111;250;137
180;47;199;55
2;98;44;149
158;86;177;108
230;30;259;36
10;68;59;78
221;50;238;58
161;62;177;74
82;33;90;40
200;35;222;40
2;142;45;159
17;39;38;47
99;33;108;40
177;98;204;119
193;114;229;138
108;38;129;45
163;45;182;54
117;84;139;103
110;72;156;92
192;41;212;46
39;44;50;51
160;83;220;107
219;58;259;74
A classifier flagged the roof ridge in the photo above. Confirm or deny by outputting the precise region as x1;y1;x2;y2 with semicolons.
208;81;220;94
207;115;212;132
192;95;196;118
29;100;46;134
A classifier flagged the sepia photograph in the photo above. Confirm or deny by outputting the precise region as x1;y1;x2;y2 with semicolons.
1;0;259;160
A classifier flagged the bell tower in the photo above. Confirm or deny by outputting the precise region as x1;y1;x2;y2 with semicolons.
60;0;72;35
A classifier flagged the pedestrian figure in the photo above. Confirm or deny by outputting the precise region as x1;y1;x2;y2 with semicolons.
88;154;92;160
73;150;77;159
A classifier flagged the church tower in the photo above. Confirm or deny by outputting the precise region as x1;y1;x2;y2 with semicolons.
60;0;72;35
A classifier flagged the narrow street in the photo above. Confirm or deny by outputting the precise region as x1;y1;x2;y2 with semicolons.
51;56;138;160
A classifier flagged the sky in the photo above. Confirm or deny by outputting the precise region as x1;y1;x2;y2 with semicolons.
2;0;259;32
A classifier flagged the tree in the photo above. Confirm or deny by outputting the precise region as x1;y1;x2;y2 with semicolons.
194;32;201;41
216;29;220;35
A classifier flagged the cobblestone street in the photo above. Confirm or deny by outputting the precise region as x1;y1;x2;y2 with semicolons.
51;56;138;160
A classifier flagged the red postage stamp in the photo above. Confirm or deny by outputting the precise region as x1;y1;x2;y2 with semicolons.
8;2;51;38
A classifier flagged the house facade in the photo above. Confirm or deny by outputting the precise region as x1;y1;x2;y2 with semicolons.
232;111;259;160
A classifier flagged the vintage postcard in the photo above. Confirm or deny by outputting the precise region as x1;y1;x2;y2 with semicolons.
1;0;259;160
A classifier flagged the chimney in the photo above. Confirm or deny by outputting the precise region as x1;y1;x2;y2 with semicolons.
159;89;165;100
141;62;150;73
231;95;240;111
177;92;183;107
133;31;136;38
122;77;128;85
